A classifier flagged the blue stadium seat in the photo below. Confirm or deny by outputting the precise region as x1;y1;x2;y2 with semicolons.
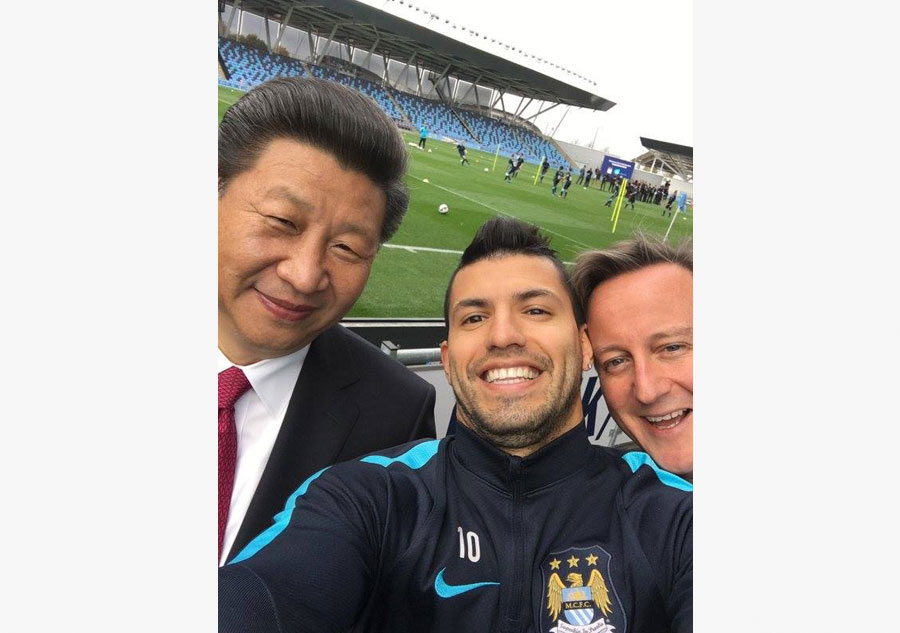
218;37;573;168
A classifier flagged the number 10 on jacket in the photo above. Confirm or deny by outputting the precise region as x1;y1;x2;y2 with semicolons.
457;527;481;562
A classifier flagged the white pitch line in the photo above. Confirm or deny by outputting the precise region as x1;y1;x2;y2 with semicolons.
384;243;573;265
418;179;595;251
383;243;463;255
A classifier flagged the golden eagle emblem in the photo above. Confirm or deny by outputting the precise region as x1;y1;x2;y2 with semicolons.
546;569;613;622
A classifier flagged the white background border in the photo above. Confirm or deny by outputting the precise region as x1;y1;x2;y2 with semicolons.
2;1;898;630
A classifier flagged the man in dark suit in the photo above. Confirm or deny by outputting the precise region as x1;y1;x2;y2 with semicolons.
218;77;436;565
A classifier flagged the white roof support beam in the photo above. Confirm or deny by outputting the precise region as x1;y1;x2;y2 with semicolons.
437;62;453;80
435;62;453;94
273;6;294;52
514;97;533;119
523;101;561;122
393;51;417;89
362;35;380;71
457;74;483;105
307;30;316;62
654;155;682;179
222;0;242;37
315;23;340;65
381;53;390;84
661;157;690;181
425;62;452;100
551;105;572;137
263;9;273;51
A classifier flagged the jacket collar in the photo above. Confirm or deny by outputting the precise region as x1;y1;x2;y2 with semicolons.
450;421;592;494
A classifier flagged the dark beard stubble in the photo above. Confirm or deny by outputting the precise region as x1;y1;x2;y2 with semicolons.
451;354;582;451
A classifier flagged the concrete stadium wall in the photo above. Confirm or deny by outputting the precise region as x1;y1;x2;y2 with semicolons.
554;140;609;169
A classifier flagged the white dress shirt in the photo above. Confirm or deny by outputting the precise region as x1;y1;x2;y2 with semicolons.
218;346;309;566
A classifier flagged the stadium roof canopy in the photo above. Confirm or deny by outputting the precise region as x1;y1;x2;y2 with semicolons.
633;137;693;182
229;0;616;111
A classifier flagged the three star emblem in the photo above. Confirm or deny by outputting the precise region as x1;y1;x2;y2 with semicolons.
551;553;599;570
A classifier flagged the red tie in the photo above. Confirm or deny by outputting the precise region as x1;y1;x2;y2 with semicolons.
219;366;251;559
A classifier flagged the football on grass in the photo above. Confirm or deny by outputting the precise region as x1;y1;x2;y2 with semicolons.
438;204;449;214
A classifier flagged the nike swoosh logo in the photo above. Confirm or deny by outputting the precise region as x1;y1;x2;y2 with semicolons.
434;567;500;598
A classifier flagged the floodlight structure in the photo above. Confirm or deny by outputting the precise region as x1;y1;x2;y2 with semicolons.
218;0;615;156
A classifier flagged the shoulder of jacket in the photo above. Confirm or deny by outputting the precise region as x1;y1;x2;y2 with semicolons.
329;324;434;391
309;438;444;494
606;450;693;522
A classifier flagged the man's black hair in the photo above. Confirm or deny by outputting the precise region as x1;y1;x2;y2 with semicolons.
443;216;584;327
219;77;409;243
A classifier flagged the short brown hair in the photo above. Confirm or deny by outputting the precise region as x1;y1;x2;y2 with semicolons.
571;234;692;317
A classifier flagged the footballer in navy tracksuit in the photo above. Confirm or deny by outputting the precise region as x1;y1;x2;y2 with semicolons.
219;423;692;632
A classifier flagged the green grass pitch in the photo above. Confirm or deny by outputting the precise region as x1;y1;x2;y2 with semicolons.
218;85;693;317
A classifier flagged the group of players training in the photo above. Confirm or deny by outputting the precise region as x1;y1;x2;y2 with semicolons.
218;76;692;633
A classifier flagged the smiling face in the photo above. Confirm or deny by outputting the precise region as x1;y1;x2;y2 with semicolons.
585;263;693;478
218;138;385;365
441;254;593;456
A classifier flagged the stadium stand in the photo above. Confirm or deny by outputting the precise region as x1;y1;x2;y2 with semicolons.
456;109;569;167
305;64;409;126
217;37;307;89
218;36;574;168
387;90;473;145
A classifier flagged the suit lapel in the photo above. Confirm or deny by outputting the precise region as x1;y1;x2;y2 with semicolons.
228;326;360;560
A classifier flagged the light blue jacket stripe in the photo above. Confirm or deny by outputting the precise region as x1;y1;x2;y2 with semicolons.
622;451;693;491
229;466;330;564
360;439;440;469
229;440;441;564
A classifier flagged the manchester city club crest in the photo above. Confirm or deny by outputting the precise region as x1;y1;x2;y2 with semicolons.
540;546;626;633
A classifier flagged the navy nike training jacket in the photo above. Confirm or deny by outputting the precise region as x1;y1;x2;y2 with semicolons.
219;423;692;632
